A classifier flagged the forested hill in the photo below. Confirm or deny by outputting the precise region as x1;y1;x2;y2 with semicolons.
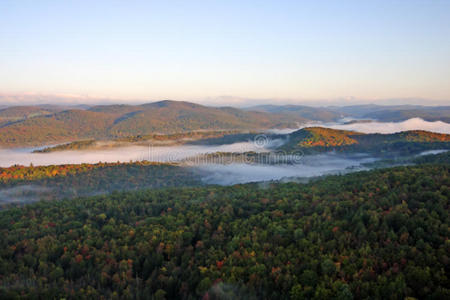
0;101;305;147
0;164;448;299
282;127;450;154
1;102;449;147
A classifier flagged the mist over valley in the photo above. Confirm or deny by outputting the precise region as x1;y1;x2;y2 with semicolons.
1;114;448;204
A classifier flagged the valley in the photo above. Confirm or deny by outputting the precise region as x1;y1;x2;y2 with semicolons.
1;117;448;205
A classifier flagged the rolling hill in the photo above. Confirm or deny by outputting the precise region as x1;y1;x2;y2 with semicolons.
0;101;305;147
0;106;53;127
282;127;450;154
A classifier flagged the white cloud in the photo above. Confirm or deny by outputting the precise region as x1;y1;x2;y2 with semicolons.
327;118;450;134
196;153;377;185
0;142;269;167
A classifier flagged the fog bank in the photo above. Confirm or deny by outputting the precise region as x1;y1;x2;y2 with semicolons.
267;118;450;136
196;153;377;185
417;149;449;156
0;185;52;204
328;118;450;134
0;142;268;167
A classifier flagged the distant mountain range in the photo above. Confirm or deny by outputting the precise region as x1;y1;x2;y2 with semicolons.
244;104;346;122
0;100;449;147
329;104;450;122
249;104;450;123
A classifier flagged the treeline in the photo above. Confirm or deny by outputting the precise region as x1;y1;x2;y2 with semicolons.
0;163;99;184
115;130;246;143
33;130;253;153
33;140;97;153
0;161;173;185
0;165;448;299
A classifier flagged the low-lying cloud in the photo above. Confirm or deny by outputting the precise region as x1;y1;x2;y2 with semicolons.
0;117;447;170
328;118;450;134
195;153;377;185
0;185;52;204
0;142;269;167
416;149;449;156
266;118;450;135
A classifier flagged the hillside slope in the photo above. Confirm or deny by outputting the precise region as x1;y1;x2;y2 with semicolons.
0;101;304;147
282;127;450;154
0;110;117;146
0;106;55;127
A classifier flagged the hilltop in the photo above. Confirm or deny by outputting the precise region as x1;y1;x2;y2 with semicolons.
282;127;450;154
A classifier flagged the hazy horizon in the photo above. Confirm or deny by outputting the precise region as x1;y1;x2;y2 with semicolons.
0;93;449;108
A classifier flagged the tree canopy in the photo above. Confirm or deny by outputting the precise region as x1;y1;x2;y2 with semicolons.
0;165;448;299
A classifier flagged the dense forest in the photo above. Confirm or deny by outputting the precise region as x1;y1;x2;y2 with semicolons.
0;163;108;184
0;162;202;204
282;127;450;155
0;164;448;299
1;151;448;205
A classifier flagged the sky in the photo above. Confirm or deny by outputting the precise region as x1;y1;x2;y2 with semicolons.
1;0;449;105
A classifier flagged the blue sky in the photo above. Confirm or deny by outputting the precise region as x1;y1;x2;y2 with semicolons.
1;0;449;104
